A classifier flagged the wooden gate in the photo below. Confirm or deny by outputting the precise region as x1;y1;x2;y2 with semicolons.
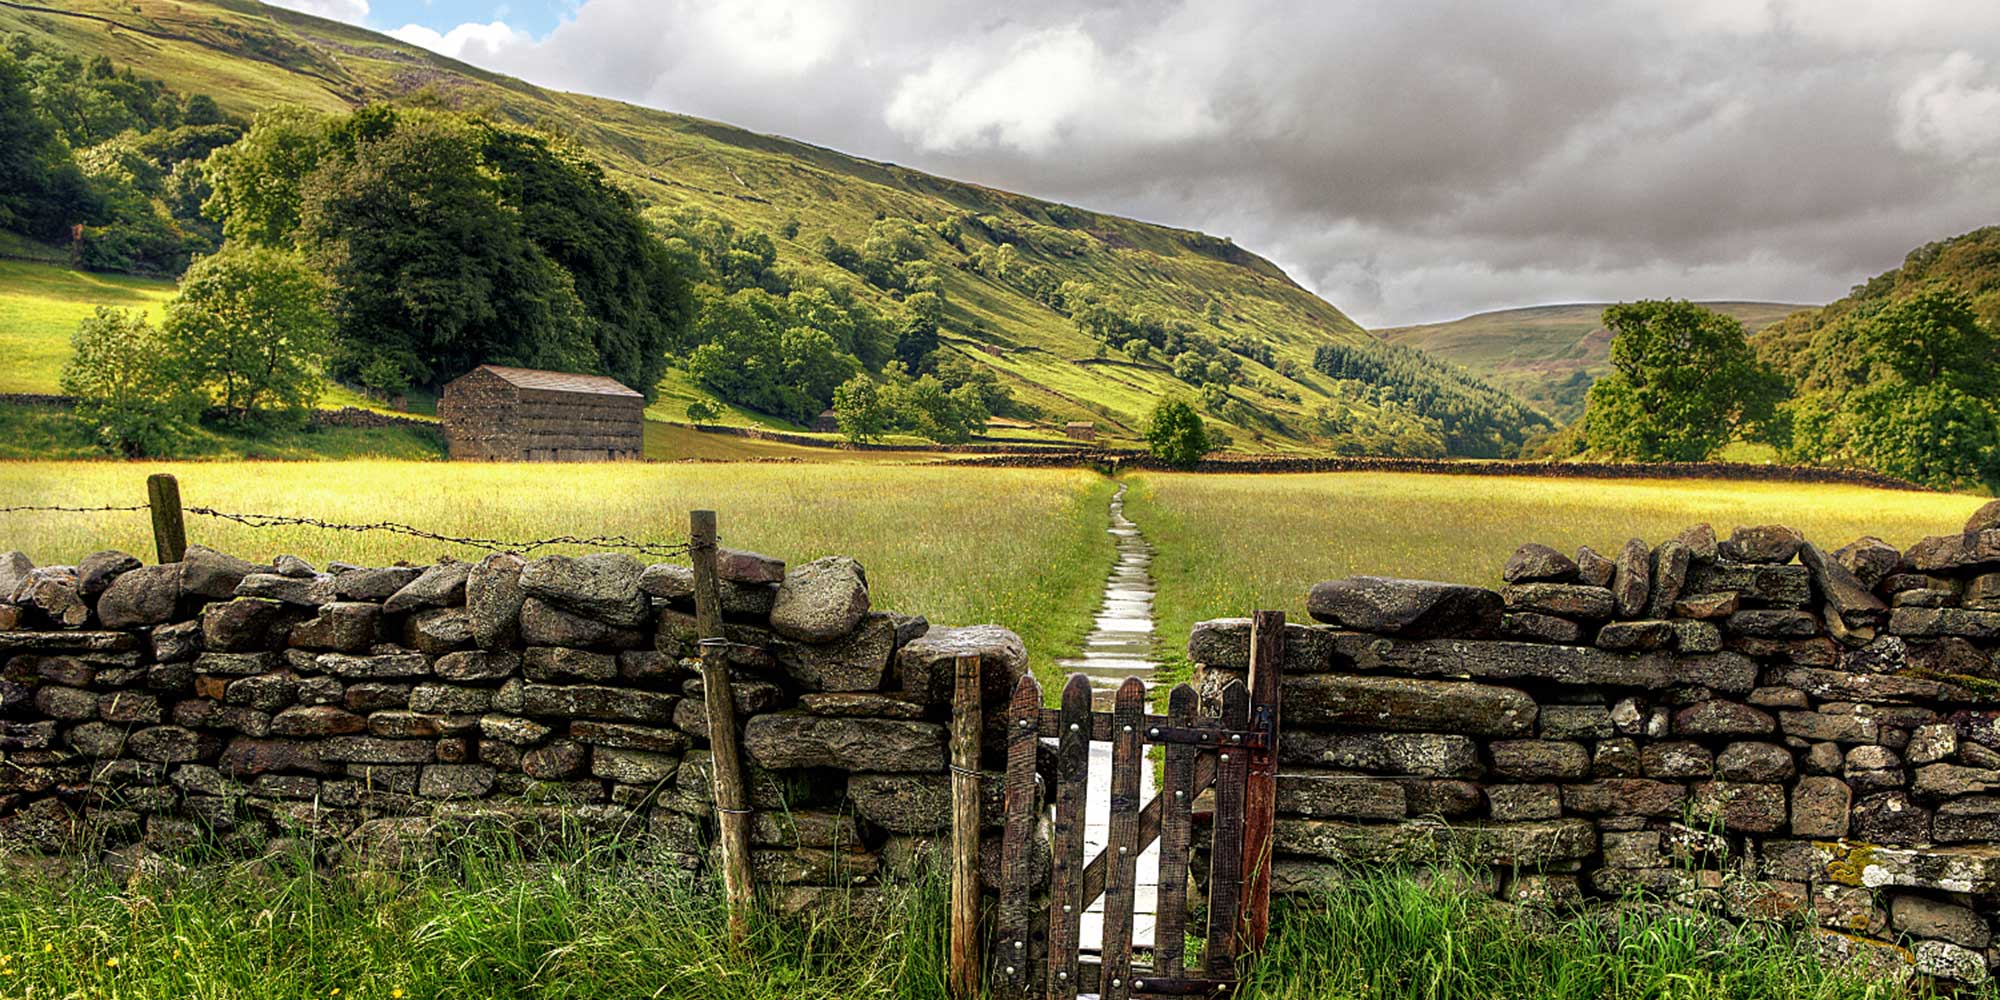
983;611;1285;999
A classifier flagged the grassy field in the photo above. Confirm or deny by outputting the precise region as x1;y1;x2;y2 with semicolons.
1125;470;1988;672
0;403;446;461
0;259;176;395
0;840;1935;1000
0;256;434;415
0;461;1115;668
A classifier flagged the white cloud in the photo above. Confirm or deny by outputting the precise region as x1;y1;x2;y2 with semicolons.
1897;51;2000;164
263;0;369;23
388;20;533;62
365;0;2000;326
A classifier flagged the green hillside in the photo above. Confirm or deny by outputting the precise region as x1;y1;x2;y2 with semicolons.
0;0;1547;456
1380;301;1804;422
1755;226;2000;377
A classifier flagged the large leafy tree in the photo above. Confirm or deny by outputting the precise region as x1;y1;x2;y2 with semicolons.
203;104;687;395
1579;300;1784;461
0;49;95;241
163;245;334;421
1777;287;2000;489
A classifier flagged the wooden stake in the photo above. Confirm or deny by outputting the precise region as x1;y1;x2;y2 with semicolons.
948;652;983;1000
691;510;755;945
146;473;186;563
1240;609;1285;953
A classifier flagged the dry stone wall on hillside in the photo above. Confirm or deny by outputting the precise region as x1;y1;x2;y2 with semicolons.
0;541;1025;914
1189;500;2000;987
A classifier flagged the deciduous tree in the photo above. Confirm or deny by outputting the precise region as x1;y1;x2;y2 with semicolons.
163;245;334;421
1580;300;1783;461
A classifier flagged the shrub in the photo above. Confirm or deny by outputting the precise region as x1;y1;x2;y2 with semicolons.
59;307;199;456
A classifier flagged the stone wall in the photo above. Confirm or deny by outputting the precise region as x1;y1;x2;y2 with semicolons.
0;543;1024;912
1189;500;2000;987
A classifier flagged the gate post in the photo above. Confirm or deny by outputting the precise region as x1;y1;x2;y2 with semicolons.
1241;609;1285;952
948;653;983;999
690;510;756;946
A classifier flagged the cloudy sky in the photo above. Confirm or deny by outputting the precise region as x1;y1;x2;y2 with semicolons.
272;0;2000;328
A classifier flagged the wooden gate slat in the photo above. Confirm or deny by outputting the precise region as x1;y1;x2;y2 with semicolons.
1078;754;1215;911
1153;683;1198;978
1046;674;1094;999
1099;677;1147;1000
992;674;1043;996
1201;679;1251;979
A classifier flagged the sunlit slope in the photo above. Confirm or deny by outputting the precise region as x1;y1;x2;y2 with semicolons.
0;0;1541;453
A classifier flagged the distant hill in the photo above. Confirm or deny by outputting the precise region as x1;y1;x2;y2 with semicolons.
0;0;1548;456
1379;301;1805;422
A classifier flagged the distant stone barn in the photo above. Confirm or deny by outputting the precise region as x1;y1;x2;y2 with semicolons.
438;365;645;462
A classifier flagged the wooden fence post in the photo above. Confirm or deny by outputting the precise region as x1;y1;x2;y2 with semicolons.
1241;609;1285;953
690;509;756;945
146;473;186;563
948;653;983;999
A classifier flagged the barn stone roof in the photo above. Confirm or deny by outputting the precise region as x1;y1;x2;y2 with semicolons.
469;365;643;398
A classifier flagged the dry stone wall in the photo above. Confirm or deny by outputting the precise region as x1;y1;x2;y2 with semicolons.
1190;499;2000;987
0;542;1024;913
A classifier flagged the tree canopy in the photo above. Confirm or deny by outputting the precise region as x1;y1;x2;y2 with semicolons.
203;104;688;397
1577;300;1783;462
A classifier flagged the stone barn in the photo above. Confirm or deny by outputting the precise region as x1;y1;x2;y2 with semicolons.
439;364;645;462
1064;421;1097;442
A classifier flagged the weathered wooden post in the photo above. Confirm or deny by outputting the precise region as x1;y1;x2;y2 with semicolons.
1241;609;1284;952
690;509;756;945
948;652;983;999
146;473;186;563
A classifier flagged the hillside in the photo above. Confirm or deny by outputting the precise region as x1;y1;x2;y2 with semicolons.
1755;225;2000;381
1379;301;1804;422
0;0;1547;456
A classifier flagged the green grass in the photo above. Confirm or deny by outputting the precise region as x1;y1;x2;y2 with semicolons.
1125;470;1988;674
0;842;1946;999
0;834;954;1000
0;403;445;461
0;259;175;394
1379;302;1806;423
0;461;1114;668
0;256;432;418
1247;866;1936;999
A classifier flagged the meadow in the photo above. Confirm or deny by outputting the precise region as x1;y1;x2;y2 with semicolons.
0;836;1938;1000
0;461;1116;668
1124;470;1989;673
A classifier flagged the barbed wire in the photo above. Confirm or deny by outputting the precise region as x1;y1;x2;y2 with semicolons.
0;502;699;559
0;503;150;514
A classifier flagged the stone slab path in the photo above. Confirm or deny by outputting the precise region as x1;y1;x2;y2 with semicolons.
1053;483;1160;954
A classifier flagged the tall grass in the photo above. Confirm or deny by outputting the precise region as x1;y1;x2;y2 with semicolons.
0;833;950;999
0;842;1957;999
1243;866;1933;1000
0;462;1116;668
1126;471;1988;677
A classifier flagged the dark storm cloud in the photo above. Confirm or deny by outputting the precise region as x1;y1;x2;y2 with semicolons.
368;0;2000;325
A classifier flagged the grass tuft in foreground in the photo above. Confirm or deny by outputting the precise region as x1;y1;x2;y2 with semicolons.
0;842;1961;999
1245;865;1940;1000
0;832;949;999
